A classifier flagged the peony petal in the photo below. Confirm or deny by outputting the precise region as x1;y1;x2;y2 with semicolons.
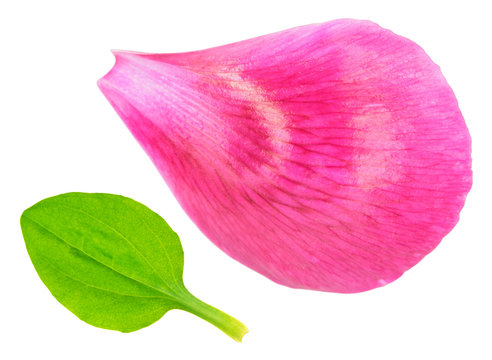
98;19;472;293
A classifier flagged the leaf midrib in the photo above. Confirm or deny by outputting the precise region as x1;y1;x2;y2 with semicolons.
36;251;169;300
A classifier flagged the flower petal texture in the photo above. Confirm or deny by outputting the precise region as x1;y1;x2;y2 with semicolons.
98;19;472;293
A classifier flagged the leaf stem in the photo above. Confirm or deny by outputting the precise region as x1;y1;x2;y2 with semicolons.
180;293;249;342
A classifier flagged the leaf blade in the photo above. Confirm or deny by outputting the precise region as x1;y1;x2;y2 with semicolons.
21;192;248;340
21;214;170;299
23;193;186;296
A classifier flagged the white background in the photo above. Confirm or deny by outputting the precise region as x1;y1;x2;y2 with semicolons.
1;0;491;359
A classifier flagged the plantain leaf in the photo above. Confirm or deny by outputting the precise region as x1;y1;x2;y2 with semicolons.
20;192;247;341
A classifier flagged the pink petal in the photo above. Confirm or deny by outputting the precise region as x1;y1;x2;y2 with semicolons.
98;19;472;293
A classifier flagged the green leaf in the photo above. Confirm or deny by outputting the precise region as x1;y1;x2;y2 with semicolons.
20;192;248;341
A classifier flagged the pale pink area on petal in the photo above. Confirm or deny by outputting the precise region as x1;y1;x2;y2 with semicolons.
98;19;472;293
